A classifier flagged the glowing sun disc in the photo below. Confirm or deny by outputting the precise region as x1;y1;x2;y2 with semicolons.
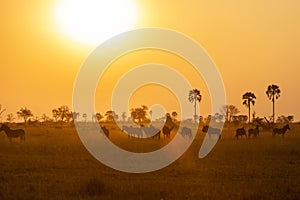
55;0;138;46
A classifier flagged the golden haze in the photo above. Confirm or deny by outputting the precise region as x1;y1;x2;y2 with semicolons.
0;0;299;120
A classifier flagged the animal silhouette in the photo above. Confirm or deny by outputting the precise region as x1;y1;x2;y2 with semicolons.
0;124;25;142
248;125;259;138
202;125;221;140
273;124;290;137
162;126;174;139
235;127;247;139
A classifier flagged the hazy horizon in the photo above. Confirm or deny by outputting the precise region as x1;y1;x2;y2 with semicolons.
1;0;299;121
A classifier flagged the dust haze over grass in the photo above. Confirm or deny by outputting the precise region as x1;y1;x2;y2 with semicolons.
0;123;299;200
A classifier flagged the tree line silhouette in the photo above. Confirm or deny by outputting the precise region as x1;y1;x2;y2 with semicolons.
0;83;295;127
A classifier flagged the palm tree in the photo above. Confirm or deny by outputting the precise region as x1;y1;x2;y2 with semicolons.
242;92;256;123
188;89;202;123
266;84;281;123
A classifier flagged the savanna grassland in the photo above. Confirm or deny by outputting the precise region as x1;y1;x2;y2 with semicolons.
0;123;299;200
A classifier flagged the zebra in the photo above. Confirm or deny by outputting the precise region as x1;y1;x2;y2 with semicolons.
0;124;25;142
235;127;247;139
273;124;290;137
202;125;221;140
248;125;259;138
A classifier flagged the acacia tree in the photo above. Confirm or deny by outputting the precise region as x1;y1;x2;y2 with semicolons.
188;89;202;123
130;105;150;126
242;92;256;123
221;105;240;123
266;84;281;123
17;107;33;124
52;105;72;124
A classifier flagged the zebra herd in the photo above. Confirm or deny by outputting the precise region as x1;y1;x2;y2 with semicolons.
0;123;291;143
121;125;174;139
235;124;290;139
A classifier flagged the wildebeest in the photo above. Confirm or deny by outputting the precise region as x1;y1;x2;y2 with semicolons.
0;124;25;142
100;126;109;138
248;125;259;138
202;125;221;139
273;124;290;137
180;127;192;139
162;126;173;139
235;127;247;139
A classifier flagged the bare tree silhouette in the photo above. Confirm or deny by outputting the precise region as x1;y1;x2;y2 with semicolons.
7;113;15;123
17;107;33;125
0;104;6;122
149;110;153;119
121;112;127;122
72;112;80;121
82;113;88;122
188;89;202;123
266;84;281;123
242;92;256;123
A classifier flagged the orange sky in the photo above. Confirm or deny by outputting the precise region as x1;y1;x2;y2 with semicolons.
0;0;299;121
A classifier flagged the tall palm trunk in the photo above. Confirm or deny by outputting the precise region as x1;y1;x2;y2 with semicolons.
248;100;251;123
194;95;197;123
272;97;275;123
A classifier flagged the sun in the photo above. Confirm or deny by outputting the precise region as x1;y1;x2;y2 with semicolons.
55;0;139;46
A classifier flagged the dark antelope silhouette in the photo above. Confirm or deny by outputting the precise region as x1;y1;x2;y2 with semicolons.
162;126;174;139
235;127;247;139
0;124;25;142
248;125;259;138
273;124;290;137
202;125;221;140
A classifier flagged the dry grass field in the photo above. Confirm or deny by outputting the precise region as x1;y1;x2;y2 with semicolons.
0;123;299;200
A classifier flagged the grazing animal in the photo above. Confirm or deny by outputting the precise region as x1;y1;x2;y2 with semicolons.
273;124;290;137
0;124;25;142
180;127;192;139
248;125;259;138
202;125;221;139
235;127;247;139
162;126;174;139
100;126;109;138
